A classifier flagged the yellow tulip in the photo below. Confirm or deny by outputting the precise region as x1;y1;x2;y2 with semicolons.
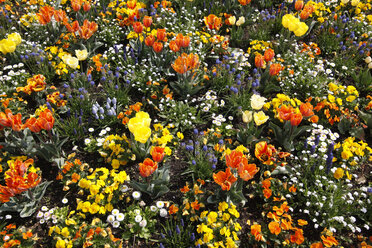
254;111;269;126
7;33;22;46
293;22;309;36
0;38;16;54
133;125;151;143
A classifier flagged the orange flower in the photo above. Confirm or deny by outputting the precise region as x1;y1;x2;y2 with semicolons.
290;228;304;245
151;146;165;162
83;1;91;12
225;150;244;169
295;0;304;10
37;6;55;25
172;53;199;74
127;0;137;9
204;14;222;30
238;0;251;5
71;0;83;12
251;224;263;241
299;102;314;117
25;117;42;133
310;242;324;248
213;167;237;191
297;219;308;226
268;221;281;235
0;109;12;128
263;188;272;199
78;20;98;39
191;200;201;210
277;104;294;121
156;29;167;41
310;115;319;123
300;5;314;20
145;35;155;46
175;34;190;48
169;40;180;52
281;219;293;230
22;231;33;240
38;109;55;131
321;235;338;247
65;20;80;33
290;112;303;126
288;185;297;193
168;204;179;215
133;21;143;34
0;159;41;203
180;184;190;193
255;141;276;165
264;48;275;62
139;158;158;177
53;9;68;23
262;178;271;189
152;42;163;53
269;63;282;76
255;53;266;68
143;16;152;27
238;162;259;181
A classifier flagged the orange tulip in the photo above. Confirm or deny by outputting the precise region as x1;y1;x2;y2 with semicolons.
38;109;54;131
53;9;68;23
269;63;282;76
295;0;304;10
169;40;180;52
238;162;259;181
37;6;55;25
255;141;276;165
151;146;165;162
225;150;244;169
65;20;80;33
268;221;281;235
0;109;12;127
139;158;158;177
238;0;251;5
133;21;143;34
145;35;155;47
204;14;222;30
277;104;294;121
251;224;263;241
156;29;166;41
264;48;275;62
299;102;314;117
290;112;303;126
71;0;83;12
172;53;199;74
213;167;237;191
127;0;137;9
143;16;152;27
152;42;163;53
300;5;314;20
78;20;98;39
7;111;24;132
25;117;42;133
255;53;266;68
0;159;40;203
83;1;91;12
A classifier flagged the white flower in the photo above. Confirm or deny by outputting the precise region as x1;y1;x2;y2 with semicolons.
236;16;245;26
134;209;141;215
112;209;120;216
112;221;120;228
135;215;142;223
41;206;49;212
116;213;125;222
84;138;91;145
88;128;94;132
75;49;88;61
36;212;44;219
160;208;168;217
3;235;10;241
132;191;141;200
156;201;164;209
139;219;147;227
150;206;158;212
5;215;12;220
107;215;115;223
40;219;45;224
121;185;129;192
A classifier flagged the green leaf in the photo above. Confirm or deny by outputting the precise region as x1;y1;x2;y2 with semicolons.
338;117;351;134
20;201;38;218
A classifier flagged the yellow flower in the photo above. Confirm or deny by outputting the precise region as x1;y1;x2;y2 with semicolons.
56;240;66;248
336;98;343;106
7;33;22;46
251;94;267;110
62;54;79;69
236;16;245;26
208;211;218;224
254;111;269;126
328;82;338;92
242;110;254;124
346;95;356;102
294;22;309;36
133;125;151;143
218;202;229;212
222;213;230;222
334;167;344;179
220;226;231;237
282;14;295;29
203;232;214;243
75;49;88;61
111;159;120;169
351;0;359;6
0;39;16;54
228;16;236;25
61;227;70;238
